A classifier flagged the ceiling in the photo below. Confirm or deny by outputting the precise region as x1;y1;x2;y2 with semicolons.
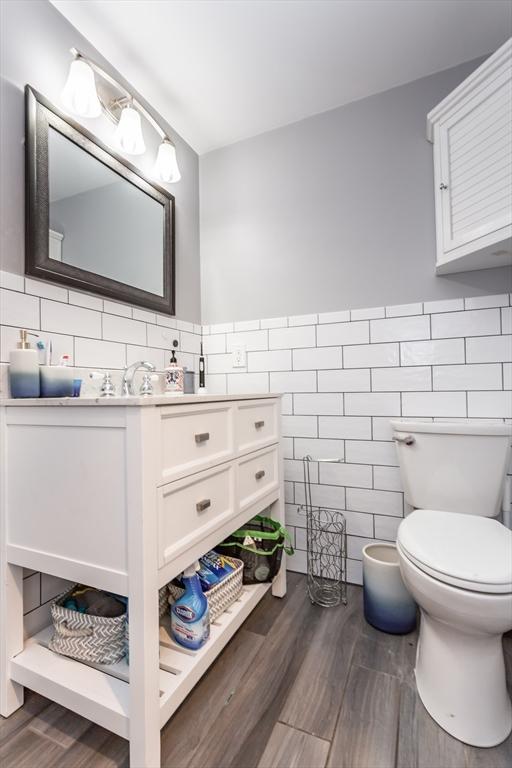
51;0;512;155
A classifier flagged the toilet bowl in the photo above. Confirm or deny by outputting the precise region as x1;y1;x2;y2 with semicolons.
391;421;512;748
397;509;512;747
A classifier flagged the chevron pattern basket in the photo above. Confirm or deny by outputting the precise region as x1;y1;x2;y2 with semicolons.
48;586;127;665
168;557;244;623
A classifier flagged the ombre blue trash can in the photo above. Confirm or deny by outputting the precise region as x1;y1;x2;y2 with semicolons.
362;543;416;634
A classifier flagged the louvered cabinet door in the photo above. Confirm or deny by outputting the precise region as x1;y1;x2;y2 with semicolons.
435;68;512;259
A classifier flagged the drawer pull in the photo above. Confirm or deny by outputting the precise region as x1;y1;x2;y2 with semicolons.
196;498;211;512
255;470;266;480
254;420;265;429
195;432;210;444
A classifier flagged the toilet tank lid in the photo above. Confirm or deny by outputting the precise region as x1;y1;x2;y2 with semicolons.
398;510;512;591
391;420;512;437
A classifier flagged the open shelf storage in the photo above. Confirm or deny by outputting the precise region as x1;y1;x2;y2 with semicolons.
10;582;271;738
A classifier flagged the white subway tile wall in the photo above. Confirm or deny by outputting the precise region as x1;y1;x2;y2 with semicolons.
0;271;202;630
2;272;511;604
203;293;512;585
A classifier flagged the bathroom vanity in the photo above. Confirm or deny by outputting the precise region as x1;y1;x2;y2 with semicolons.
0;393;285;768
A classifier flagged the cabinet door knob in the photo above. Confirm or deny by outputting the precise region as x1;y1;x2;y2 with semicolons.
439;182;448;190
255;470;265;480
254;420;265;429
196;499;211;512
195;432;210;443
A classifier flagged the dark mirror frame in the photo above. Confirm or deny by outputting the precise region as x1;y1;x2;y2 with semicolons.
25;85;176;315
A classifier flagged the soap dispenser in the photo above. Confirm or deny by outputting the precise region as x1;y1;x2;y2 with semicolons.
9;329;40;398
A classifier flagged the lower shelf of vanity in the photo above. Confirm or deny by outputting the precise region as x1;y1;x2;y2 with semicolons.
10;582;271;739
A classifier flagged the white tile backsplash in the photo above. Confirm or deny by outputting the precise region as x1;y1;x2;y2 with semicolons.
431;308;500;339
466;335;512;363
293;393;343;415
0;288;40;329
344;392;401;416
292;346;342;370
317;368;370;392
75;337;126;369
465;294;509;310
103;300;132;318
318;310;351;324
319;416;372;440
423;298;464;314
344;343;399;368
401;338;465;366
226;329;268;352
102;313;147;346
317;320;369;347
433;363;502;391
41;300;101;339
196;292;509;585
25;278;68;302
248;349;292;372
3;271;509;596
269;325;315;349
371;366;431;391
402;391;467;417
370;315;430;343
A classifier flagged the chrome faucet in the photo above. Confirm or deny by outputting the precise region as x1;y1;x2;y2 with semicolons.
122;360;156;396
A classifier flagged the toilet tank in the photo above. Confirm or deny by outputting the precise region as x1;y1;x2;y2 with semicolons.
391;421;511;517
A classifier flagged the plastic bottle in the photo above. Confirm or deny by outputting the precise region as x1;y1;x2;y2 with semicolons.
171;562;210;650
164;350;184;395
9;329;40;398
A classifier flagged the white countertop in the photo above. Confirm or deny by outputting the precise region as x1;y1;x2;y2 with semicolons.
0;393;279;407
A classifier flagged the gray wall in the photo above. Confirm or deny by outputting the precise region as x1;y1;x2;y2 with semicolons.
200;58;512;323
0;0;201;322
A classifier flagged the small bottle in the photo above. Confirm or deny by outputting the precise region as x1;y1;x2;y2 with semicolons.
164;350;184;395
171;562;210;650
199;342;206;391
9;329;40;398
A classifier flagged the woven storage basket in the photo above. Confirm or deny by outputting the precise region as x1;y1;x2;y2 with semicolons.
49;586;127;665
168;557;244;623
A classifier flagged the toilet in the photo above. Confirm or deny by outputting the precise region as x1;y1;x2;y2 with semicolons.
391;420;512;748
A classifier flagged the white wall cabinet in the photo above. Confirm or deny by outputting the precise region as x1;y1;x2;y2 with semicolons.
0;394;285;768
427;39;512;274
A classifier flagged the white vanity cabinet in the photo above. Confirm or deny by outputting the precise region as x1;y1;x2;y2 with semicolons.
0;394;285;768
427;39;512;274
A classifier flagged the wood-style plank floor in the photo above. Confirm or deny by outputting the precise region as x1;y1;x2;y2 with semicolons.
1;574;511;768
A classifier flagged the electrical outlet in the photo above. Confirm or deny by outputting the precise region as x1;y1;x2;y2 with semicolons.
232;345;247;368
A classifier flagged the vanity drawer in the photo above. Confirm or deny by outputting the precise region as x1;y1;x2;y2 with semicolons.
238;445;279;512
159;403;234;482
158;463;236;567
236;399;279;454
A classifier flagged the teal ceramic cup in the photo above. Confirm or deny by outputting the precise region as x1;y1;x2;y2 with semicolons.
40;366;74;397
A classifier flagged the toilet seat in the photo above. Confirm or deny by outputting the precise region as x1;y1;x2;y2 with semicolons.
397;509;512;594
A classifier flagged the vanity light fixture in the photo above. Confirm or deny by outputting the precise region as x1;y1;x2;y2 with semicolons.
61;49;181;182
61;58;102;118
155;139;181;183
115;103;146;155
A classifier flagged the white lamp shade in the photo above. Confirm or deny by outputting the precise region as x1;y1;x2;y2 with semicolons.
155;140;181;183
61;59;102;118
115;105;146;155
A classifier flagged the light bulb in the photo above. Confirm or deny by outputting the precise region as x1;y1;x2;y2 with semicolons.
114;105;146;155
61;58;102;118
155;139;181;183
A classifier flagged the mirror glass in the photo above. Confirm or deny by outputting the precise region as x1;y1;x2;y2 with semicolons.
48;127;165;296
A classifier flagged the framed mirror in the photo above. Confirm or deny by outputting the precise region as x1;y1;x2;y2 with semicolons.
25;86;175;315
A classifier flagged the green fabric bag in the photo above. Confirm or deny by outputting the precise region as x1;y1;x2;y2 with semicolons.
218;515;294;584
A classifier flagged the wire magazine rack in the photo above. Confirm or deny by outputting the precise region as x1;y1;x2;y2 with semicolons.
299;455;347;608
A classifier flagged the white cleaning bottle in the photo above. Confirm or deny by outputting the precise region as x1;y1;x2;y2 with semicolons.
9;329;40;398
171;562;210;650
